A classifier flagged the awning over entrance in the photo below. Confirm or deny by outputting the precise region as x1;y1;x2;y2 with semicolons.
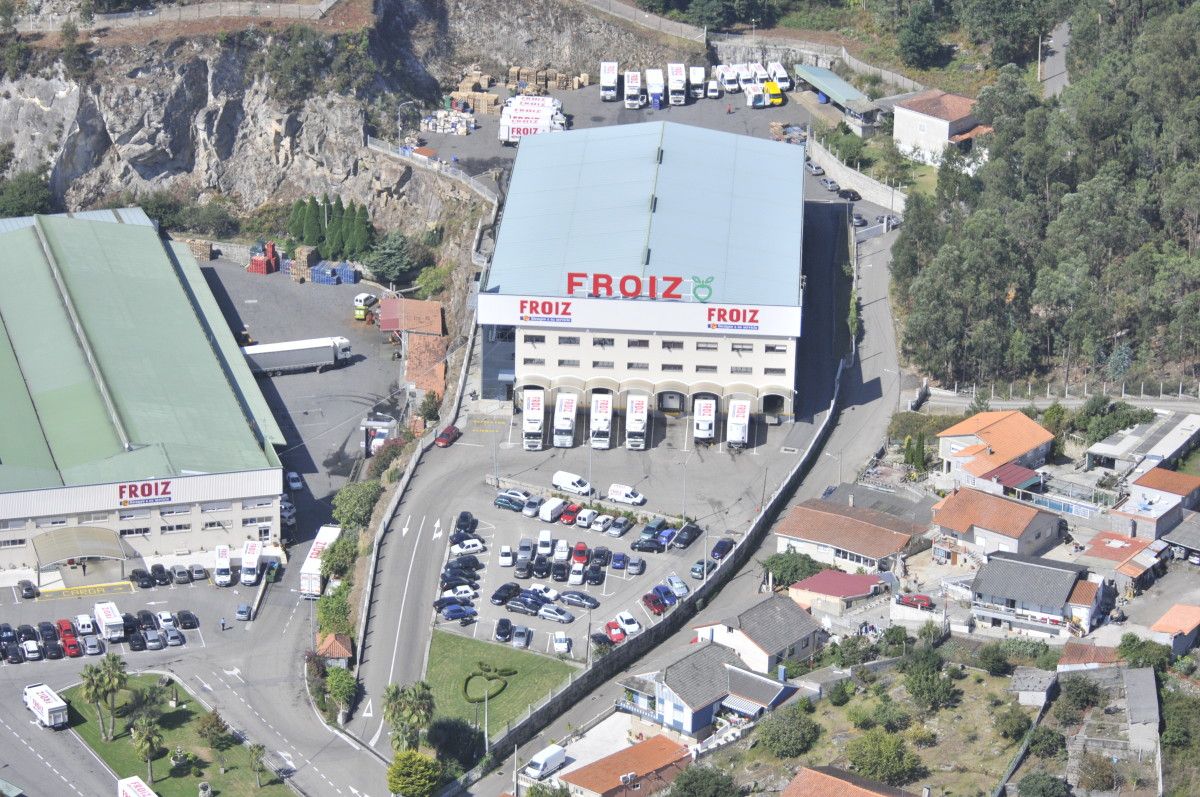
30;526;138;568
721;694;769;717
982;462;1042;490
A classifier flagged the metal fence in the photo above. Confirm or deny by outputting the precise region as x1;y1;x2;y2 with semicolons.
571;0;706;43
17;0;336;33
366;137;500;205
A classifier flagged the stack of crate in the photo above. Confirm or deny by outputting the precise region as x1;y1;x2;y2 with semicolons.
291;245;319;283
247;254;278;275
336;262;361;284
311;262;341;285
420;109;476;135
180;237;213;261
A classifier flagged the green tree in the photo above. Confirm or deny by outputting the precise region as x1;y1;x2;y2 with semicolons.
196;710;230;756
387;750;441;797
525;785;571;797
898;3;943;68
827;679;851;705
130;716;163;783
1028;725;1065;759
331;479;383;531
302;196;322;247
79;0;95;24
977;643;1012;676
287;199;307;240
325;667;357;714
393;681;436;751
124;682;166;727
685;0;727;28
320;529;359;578
316;582;354;637
994;703;1032;740
756;703;821;757
668;765;737;797
0;171;53;216
100;654;128;741
418;392;441;424
79;664;108;738
59;19;83;76
1060;675;1102;710
760;551;826;587
248;742;268;788
414;263;452;298
847;727;924;786
1017;771;1071;797
0;0;16;33
362;230;417;284
833;635;877;667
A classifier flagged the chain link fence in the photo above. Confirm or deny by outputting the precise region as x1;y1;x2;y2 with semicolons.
571;0;705;43
17;0;335;33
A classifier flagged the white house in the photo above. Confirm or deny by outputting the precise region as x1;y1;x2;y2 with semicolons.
893;89;991;166
936;410;1054;490
774;498;924;573
693;595;825;675
933;487;1062;556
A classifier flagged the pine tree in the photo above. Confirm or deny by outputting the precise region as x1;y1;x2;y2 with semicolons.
287;199;306;240
354;203;373;256
342;201;361;258
325;196;345;260
302;197;321;247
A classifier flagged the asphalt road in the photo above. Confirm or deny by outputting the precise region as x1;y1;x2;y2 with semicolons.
1042;22;1071;98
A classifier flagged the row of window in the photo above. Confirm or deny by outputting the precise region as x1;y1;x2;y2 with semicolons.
120;526;272;541
524;334;788;355
2;500;275;530
522;358;787;376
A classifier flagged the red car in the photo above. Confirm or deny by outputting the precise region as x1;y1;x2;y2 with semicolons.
604;620;626;644
61;634;82;657
641;592;666;616
560;504;582;525
434;425;462;448
897;593;934;611
56;619;75;639
571;542;590;565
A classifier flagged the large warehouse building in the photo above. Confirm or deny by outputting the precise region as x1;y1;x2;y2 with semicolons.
0;209;287;577
478;121;807;418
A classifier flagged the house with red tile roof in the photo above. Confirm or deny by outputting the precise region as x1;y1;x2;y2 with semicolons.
1133;468;1200;509
558;735;689;796
937;411;1054;492
893;89;991;166
782;766;916;797
1056;640;1120;671
1150;603;1200;655
789;571;885;616
932;487;1061;556
774;498;925;573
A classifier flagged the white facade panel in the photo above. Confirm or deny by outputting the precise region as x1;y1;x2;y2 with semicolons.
893;105;951;166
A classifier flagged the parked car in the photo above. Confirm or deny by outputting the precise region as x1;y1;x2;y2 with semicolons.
512;625;531;648
611;552;628;571
127;632;147;652
528;583;560;602
150;564;171;586
55;619;75;639
575;509;597;529
144;629;165;650
454;511;476;533
710;538;736;560
156;612;177;630
165;628;185;647
627;557;647;576
454;555;483;571
136;611;157;631
673;524;701;549
897;593;935;611
591;547;612;567
631;538;665;554
523;497;545;517
838;188;862;201
434;425;462;447
37;621;57;643
568;563;585;586
590;633;614;652
550;561;568;582
18;580;36;599
652;584;677;607
171;565;192;584
498;489;532;504
604;621;626;644
607;517;633;538
449;532;478;547
571;542;590;565
592;515;614;533
44;641;64;659
440;576;478;592
441;585;475;601
176;610;199;630
506;598;540;617
585;564;605;585
20;641;42;660
804;160;825;175
189;564;208;581
615;611;641;636
514;561;533;580
494;618;513;642
876;214;902;230
286;471;304;491
642;517;669;538
490;582;522;606
494;494;523;512
83;636;104;655
553;631;571;655
129;568;153;588
642;592;666;616
4;642;23;664
517;538;535;563
235;604;252;621
532;555;552;579
16;625;37;643
441;605;477;622
433;596;469;611
538;604;574;624
61;635;82;657
450;540;485;556
122;614;138;637
560;591;600;610
561;504;582;525
851;212;867;227
0;625;13;645
666;575;689;598
819;177;840;192
656;527;678;547
690;559;717;580
498;546;515;567
553;539;571;562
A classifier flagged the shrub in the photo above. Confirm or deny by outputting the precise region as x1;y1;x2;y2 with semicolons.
1077;751;1122;791
907;725;937;747
1027;725;1065;759
1018;771;1071;797
1060;676;1102;710
1052;701;1081;727
367;439;409;480
847;702;877;730
993;704;1032;740
827;680;851;706
846;727;925;786
977;643;1012;676
834;635;877;667
755;704;821;757
1173;655;1196;676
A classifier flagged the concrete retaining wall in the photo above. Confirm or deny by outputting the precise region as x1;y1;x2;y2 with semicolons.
807;135;908;214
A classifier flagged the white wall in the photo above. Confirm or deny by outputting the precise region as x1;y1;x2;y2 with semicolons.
695;624;770;673
893;106;951;166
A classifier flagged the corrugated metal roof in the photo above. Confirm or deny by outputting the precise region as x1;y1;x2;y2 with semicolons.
1123;667;1159;725
486;121;806;307
793;65;876;113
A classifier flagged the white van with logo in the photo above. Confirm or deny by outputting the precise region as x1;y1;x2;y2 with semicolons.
607;484;647;505
552;471;592;496
539;498;566;523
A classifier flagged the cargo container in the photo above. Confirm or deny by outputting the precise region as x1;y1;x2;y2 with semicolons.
300;526;342;599
242;337;352;376
625;393;649;450
599;61;620;101
24;683;68;729
523;388;546;451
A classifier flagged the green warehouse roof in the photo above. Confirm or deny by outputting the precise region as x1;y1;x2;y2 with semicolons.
0;211;282;492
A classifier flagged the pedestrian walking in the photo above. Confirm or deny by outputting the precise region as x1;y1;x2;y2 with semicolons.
726;103;733;115
220;617;226;631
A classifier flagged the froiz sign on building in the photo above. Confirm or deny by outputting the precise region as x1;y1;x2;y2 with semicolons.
566;272;714;303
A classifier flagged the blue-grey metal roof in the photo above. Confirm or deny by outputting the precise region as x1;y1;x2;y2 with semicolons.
486;122;805;308
793;65;876;114
0;207;154;235
972;552;1085;608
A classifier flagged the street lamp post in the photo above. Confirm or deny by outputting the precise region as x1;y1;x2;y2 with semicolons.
825;451;843;484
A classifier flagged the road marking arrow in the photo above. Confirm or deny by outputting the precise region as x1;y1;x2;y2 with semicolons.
361;699;373;718
432;519;442;540
401;515;411;537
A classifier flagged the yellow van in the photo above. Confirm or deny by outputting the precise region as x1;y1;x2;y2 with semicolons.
763;80;785;106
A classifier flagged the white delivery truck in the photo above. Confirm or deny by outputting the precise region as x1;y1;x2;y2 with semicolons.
727;398;751;449
552;393;578;448
768;61;792;90
751;63;770;86
522;388;546;451
299;525;341;599
590;394;613;449
625;393;649;451
213;544;233;586
745;84;768;109
645;68;666;107
623;71;644;108
242;337;352;376
240;540;262;586
693;398;717;444
731;64;752;91
117;776;159;797
599;61;620;101
689;66;707;99
720;65;740;94
94;601;124;642
667;63;687;105
497;108;565;145
24;683;68;729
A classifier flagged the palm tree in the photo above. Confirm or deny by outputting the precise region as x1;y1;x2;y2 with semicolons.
382;683;403;741
248;742;267;788
79;664;107;733
131;716;163;784
125;682;165;731
395;681;435;751
100;654;128;740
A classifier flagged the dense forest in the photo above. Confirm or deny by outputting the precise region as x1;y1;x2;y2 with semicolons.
892;0;1200;386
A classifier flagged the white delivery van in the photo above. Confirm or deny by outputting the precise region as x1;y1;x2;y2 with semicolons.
745;85;768;109
734;64;755;91
623;71;644;109
706;79;721;99
689;66;706;99
552;470;592;496
522;388;545;451
667;63;687;105
75;614;95;635
693;398;717;444
751;63;770;86
24;683;68;729
539;498;566;523
768;61;792;90
537;528;554;557
240;540;262;586
599;61;620;101
607;484;646;505
524;744;567;780
727;398;752;449
720;65;740;94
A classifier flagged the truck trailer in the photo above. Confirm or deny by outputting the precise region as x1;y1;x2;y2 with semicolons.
600;61;620;101
553;393;578;448
645;68;666;108
667;63;687;105
623;71;644;108
498;108;565;145
94;601;124;642
727;399;751;449
300;525;342;599
24;683;68;729
693;398;716;445
590;394;613;449
688;66;707;99
242;337;352;376
625;393;649;451
504;95;563;112
523;388;546;451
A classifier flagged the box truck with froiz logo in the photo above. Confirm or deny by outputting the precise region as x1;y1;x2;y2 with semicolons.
590;394;613;449
24;683;68;729
523;388;546;451
768;62;792;90
727;399;751;449
625;393;649;451
689;66;707;99
498;108;565;145
118;776;159;797
693;398;716;445
241;540;262;586
719;65;740;94
553;393;578;448
667;63;687;105
645;68;666;108
623;71;645;109
300;525;341;599
600;61;620;101
94;601;124;642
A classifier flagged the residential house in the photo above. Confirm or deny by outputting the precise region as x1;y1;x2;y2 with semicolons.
618;643;794;738
1075;531;1167;592
1109;483;1185;539
789;571;885;617
378;296;449;399
559;735;690;797
378;296;445;340
1150;604;1200;656
1056;640;1120;672
893;89;991;166
1009;666;1057;707
782;766;917;797
693;595;825;675
1133;468;1200;510
933;487;1062;556
971;553;1102;638
1163;509;1200;559
315;633;353;669
937;411;1054;492
775;499;925;573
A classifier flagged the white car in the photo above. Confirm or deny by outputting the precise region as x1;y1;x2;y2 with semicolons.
529;583;559;602
450;539;485;556
592;515;614;533
576;509;597;529
553;631;572;654
156;611;176;630
21;641;42;661
286;471;303;491
498;546;515;567
615;611;641;635
568;563;585;585
441;585;475;601
553;539;571;562
666;575;690;598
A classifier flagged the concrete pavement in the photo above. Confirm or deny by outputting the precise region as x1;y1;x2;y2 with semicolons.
1042;22;1071;98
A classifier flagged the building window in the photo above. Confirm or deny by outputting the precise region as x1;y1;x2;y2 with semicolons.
0;520;16;530
523;357;545;366
203;521;228;530
661;341;683;351
730;366;752;375
628;362;650;370
242;517;272;527
245;498;274;509
628;339;649;348
558;336;580;345
524;334;545;344
662;364;684;372
0;538;26;548
558;359;580;367
731;343;754;354
201;501;232;513
592;361;614;369
696;365;717;373
764;367;786;376
120;528;150;537
119;509;150;521
696;342;718;352
766;344;788;353
259;528;272;541
160;523;191;534
78;512;109;523
159;505;190;516
593;337;614;347
35;517;67;528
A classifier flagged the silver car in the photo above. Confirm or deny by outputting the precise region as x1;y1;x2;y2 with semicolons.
511;625;531;648
666;575;690;598
164;628;185;647
144;629;165;650
517;537;534;563
189;564;207;581
522;497;544;517
82;635;104;655
537;604;574;624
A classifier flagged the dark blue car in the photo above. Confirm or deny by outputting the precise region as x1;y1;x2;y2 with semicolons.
652;584;677;607
710;538;735;560
441;605;477;622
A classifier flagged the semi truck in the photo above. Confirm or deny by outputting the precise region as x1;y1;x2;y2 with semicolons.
693;398;717;445
623;71;644;108
645;68;666;108
599;61;620;101
727;399;751;449
24;683;68;729
590;394;613;450
94;601;124;642
498;108;565;145
523;388;545;451
242;337;352;376
625;393;649;451
688;66;707;99
553;393;578;448
300;525;342;599
667;63;687;105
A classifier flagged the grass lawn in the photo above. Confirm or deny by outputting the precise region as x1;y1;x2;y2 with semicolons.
426;630;576;738
1178;447;1200;476
63;674;289;797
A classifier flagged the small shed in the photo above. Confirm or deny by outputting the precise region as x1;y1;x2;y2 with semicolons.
316;633;353;669
1124;667;1160;754
1150;603;1200;656
1009;666;1057;707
